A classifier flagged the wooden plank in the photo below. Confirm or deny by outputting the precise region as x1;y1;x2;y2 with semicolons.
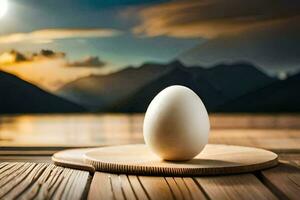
278;153;300;167
174;177;196;199
260;162;300;200
127;175;149;200
0;156;51;163
88;175;204;200
195;174;278;200
88;172;115;200
165;177;207;199
0;163;37;198
137;176;174;200
0;162;90;200
182;177;207;199
69;170;91;200
0;162;20;179
4;163;48;199
119;175;137;200
110;174;126;200
90;173;190;200
20;164;59;199
165;177;184;199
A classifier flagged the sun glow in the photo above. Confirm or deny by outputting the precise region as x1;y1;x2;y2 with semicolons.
0;0;8;18
0;52;15;64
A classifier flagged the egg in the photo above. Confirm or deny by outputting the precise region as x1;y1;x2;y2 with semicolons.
143;85;210;161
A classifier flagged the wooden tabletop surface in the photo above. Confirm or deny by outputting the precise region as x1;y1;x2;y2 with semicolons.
0;114;299;199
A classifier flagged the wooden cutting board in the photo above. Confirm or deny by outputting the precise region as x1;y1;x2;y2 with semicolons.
52;148;95;173
53;144;278;176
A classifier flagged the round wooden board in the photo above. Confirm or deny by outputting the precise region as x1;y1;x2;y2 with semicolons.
84;144;278;176
52;148;95;173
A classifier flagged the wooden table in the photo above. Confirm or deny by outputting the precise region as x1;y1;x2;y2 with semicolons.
0;114;299;199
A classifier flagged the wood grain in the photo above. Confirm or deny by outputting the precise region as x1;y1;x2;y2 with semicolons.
84;144;278;176
89;173;206;200
165;177;184;199
260;162;300;199
119;174;137;200
0;162;90;200
0;155;300;199
138;176;174;200
88;172;132;200
195;174;278;200
52;148;95;173
88;172;115;200
182;177;207;199
0;156;51;163
165;177;207;199
87;172;281;200
127;175;149;200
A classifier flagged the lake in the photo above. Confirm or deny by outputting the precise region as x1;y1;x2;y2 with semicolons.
0;114;299;151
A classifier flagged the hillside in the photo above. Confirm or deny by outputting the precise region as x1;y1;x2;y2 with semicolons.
0;71;85;113
57;62;173;110
196;62;275;99
216;72;300;112
57;60;277;112
110;63;224;112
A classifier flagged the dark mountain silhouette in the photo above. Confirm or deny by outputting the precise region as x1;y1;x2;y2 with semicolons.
194;62;275;99
110;62;225;112
57;62;172;110
0;71;85;113
57;60;276;112
111;62;276;113
216;72;300;112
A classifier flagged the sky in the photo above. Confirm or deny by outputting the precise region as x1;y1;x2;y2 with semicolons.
0;0;299;90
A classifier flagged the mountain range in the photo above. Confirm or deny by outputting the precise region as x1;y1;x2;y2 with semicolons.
1;59;299;113
215;72;300;112
0;71;85;113
57;60;293;113
57;62;171;111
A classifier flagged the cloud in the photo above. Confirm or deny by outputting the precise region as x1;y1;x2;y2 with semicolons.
179;16;300;75
0;49;106;68
33;49;65;59
133;0;300;38
0;50;107;90
0;58;102;91
0;50;28;64
67;56;106;68
0;49;65;65
0;28;122;44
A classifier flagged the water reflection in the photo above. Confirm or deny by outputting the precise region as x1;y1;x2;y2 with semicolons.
0;114;144;147
0;114;299;148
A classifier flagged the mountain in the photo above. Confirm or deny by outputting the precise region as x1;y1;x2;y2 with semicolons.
110;62;225;112
57;60;275;113
110;62;275;113
57;62;172;111
0;71;85;113
194;62;276;99
215;72;300;112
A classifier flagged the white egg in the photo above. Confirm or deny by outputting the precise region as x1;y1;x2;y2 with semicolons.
143;85;210;161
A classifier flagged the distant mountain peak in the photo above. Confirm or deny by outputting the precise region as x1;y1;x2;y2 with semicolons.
57;60;277;112
168;60;185;67
0;71;85;113
209;61;259;70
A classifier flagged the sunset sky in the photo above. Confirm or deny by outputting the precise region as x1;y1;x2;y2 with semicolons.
0;0;299;90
